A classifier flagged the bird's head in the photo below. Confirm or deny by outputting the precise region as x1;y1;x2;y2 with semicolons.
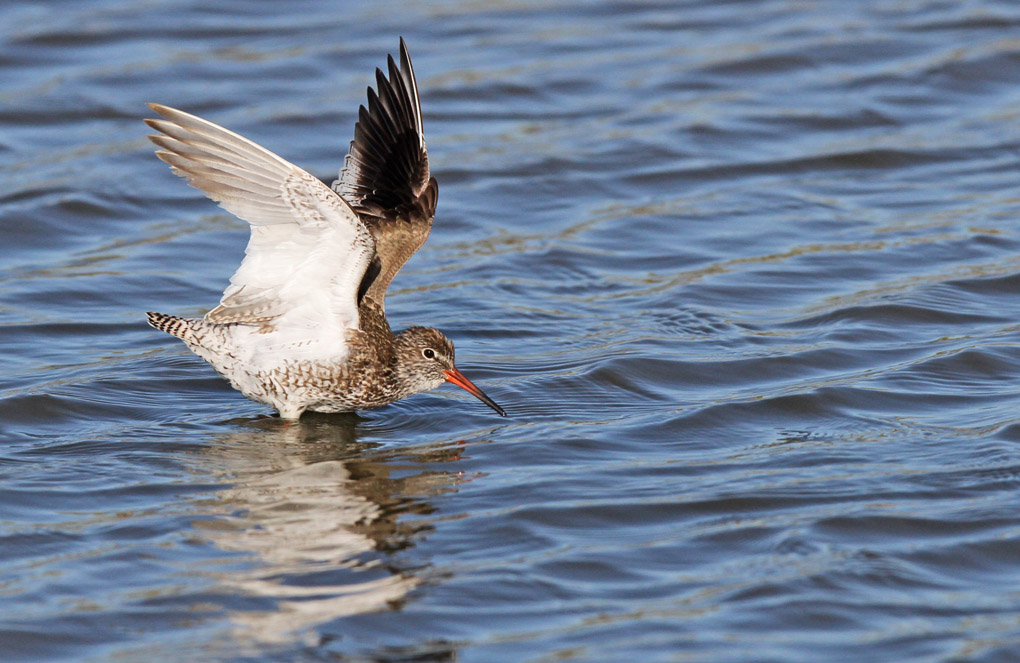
395;326;506;416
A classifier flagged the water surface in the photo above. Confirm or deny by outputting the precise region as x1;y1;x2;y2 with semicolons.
3;1;1020;661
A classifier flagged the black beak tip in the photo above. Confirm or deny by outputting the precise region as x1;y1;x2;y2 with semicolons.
481;397;507;417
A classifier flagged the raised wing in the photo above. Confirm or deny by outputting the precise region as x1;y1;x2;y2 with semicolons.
146;104;375;340
332;38;437;309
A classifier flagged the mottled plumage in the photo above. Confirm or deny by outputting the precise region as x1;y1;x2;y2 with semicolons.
145;39;505;419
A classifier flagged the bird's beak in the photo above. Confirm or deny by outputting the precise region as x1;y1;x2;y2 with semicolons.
444;368;507;416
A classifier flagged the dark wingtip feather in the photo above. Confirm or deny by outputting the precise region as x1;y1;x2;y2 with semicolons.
334;38;435;303
337;39;429;207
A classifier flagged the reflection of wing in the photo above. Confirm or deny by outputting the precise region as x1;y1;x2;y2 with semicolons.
332;38;437;309
146;104;375;334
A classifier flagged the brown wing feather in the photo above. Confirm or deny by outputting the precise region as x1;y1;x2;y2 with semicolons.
333;38;436;309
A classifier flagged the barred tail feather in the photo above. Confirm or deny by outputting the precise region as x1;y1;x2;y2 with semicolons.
146;311;198;342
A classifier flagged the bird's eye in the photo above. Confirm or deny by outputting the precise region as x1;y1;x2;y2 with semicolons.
422;348;436;360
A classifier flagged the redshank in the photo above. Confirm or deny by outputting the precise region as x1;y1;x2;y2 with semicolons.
144;39;506;419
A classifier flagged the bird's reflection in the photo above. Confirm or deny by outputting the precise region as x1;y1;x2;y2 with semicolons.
186;413;467;647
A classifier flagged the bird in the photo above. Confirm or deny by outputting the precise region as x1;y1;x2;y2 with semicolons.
144;38;506;420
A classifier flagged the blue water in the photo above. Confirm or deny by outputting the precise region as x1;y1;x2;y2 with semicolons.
3;1;1020;661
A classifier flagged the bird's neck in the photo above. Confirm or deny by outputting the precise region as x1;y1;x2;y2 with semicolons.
355;299;427;401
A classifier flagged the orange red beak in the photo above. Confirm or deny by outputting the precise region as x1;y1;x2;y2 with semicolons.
444;368;506;416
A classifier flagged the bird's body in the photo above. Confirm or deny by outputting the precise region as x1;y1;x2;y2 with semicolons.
145;40;505;419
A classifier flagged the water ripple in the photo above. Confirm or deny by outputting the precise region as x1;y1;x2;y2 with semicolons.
3;1;1020;662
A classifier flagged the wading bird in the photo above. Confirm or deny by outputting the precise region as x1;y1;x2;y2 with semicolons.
145;39;505;419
